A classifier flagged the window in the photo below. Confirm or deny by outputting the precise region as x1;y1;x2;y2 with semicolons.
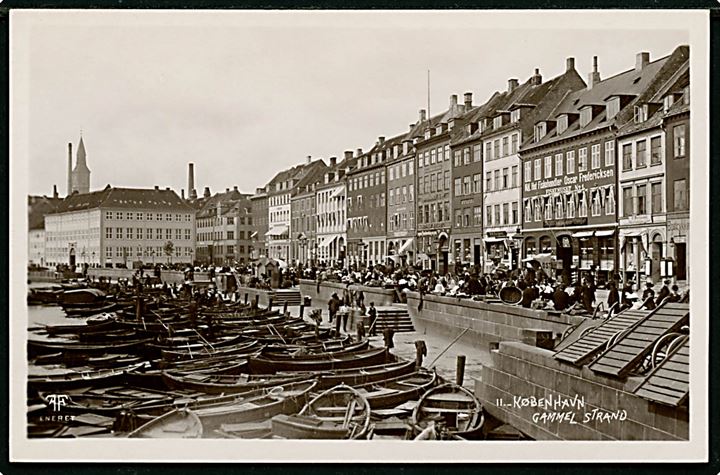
651;182;662;213
463;147;471;165
674;125;686;157
126;228;133;240
501;168;508;189
455;209;463;228
166;229;172;240
566;151;575;174
534;159;541;181
636;140;647;167
567;194;576;218
650;136;662;165
494;139;500;159
524;200;532;223
555;196;565;219
511;202;518;224
473;144;482;162
577;192;588;217
606;97;620;120
502;137;509;156
636;184;647;214
555;154;563;176
409;186;414;202
622;144;633;170
486;205;493;226
431;148;437;164
486;172;492;191
126;212;133;220
463;176;471;195
106;228;112;239
578;148;588;172
494;170;501;190
511;133;519;154
430;173;436;192
105;211;113;220
473;174;481;193
424;152;430;166
674;179;688;210
185;229;191;240
544;156;552;178
105;247;112;257
485;142;492;161
227;230;234;240
444;171;450;190
156;228;162;240
634;105;647;123
534;123;546;142
591;190;602;216
511;109;520;123
604;187;615;215
454;178;462;196
604;141;615;167
556;115;568;135
474;206;482;226
494;205;501;225
436;174;443;192
544;197;553;220
463;209;470;227
524;162;532;183
402;185;408;203
511;166;518;188
444;145;450;161
137;228;143;240
418;155;423;168
591;144;601;169
166;213;172;221
502;203;509;225
579;107;592;127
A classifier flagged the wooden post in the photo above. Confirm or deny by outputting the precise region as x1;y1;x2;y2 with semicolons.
414;340;427;369
283;301;288;315
244;293;249;305
383;328;395;349
299;304;304;319
456;355;466;386
253;295;259;309
268;297;273;311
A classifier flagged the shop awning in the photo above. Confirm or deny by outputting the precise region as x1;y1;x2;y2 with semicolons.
595;230;616;237
330;187;344;198
398;238;414;255
318;234;340;248
572;231;594;238
265;225;289;237
250;231;258;239
384;255;400;262
522;253;554;262
483;237;506;244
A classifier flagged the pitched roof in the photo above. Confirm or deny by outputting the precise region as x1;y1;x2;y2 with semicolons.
28;196;62;230
49;186;193;214
196;190;251;218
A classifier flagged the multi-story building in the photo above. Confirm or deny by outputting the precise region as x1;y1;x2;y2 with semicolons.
250;187;268;260
414;95;473;273
265;158;327;263
195;188;252;266
520;47;688;285
616;58;688;287
316;155;352;267
663;77;690;287
28;189;62;267
45;186;195;268
385;135;417;267
478;63;585;273
290;157;327;266
347;142;390;269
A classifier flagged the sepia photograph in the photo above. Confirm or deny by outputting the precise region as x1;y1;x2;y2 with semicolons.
9;8;710;463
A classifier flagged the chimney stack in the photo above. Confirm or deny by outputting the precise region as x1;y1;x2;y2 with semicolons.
419;109;427;122
306;155;312;164
344;150;353;160
154;185;159;190
188;163;197;200
530;68;542;86
378;136;385;144
464;92;473;110
355;148;363;158
330;156;337;167
181;189;185;199
449;94;458;108
508;79;519;92
204;187;211;198
588;56;601;90
566;57;575;72
233;185;238;191
226;187;230;193
67;143;73;196
635;52;650;71
53;185;58;199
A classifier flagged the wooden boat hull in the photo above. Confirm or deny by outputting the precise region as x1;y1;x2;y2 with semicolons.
161;370;309;395
411;383;485;439
357;370;438;409
315;360;416;390
248;347;390;374
28;362;147;391
127;408;202;438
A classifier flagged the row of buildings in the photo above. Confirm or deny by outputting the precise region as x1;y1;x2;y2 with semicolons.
29;45;690;288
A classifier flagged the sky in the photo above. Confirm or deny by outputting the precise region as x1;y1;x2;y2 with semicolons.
13;10;692;197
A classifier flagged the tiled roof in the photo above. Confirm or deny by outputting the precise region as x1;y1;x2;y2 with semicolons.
196;190;251;218
28;196;62;230
49;186;193;214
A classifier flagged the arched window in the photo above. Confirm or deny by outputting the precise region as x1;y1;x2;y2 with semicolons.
525;237;537;257
539;235;552;253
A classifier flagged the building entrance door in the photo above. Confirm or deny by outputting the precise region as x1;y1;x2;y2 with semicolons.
650;241;662;283
675;243;687;280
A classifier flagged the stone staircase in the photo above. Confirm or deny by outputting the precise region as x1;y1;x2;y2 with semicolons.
372;305;415;333
270;288;302;307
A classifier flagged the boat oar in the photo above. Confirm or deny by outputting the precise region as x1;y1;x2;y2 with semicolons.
426;327;471;369
267;324;287;345
342;399;357;429
192;328;215;353
186;341;194;360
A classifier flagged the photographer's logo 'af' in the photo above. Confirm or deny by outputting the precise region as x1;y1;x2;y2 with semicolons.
46;394;69;412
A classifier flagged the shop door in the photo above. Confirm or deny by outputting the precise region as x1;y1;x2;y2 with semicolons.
650;242;661;283
474;245;481;265
675;243;687;280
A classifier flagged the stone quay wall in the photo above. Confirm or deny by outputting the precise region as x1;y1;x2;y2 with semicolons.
87;268;210;285
475;341;689;440
298;279;396;307
405;291;584;349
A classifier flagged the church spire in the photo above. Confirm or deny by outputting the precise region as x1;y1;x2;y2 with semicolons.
71;134;91;194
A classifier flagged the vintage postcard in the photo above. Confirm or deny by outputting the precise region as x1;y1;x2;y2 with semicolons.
9;8;709;463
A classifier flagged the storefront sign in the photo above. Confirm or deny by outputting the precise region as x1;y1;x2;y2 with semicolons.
487;231;508;238
524;169;614;194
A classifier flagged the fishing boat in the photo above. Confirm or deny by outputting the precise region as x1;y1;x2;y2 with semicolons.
38;386;176;415
270;384;371;439
40;315;119;336
248;347;390;374
63;302;120;318
355;369;438;409
194;380;318;437
58;288;107;306
410;383;484;440
28;361;147;391
160;339;261;361
161;370;311;395
314;360;417;390
27;336;152;357
261;337;368;358
498;286;523;305
127;408;202;438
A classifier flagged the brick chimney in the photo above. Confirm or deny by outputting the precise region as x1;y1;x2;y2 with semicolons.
306;155;312;164
181;189;185;199
344;150;353;160
419;109;427;122
635;52;650;71
154;185;159;190
464;92;473;110
355;148;363;158
566;57;576;72
67;143;73;196
530;68;542;86
508;79;519;92
188;163;197;200
233;185;238;191
330;156;337;167
588;56;601;90
52;185;58;199
449;94;458;109
378;136;385;145
204;186;211;198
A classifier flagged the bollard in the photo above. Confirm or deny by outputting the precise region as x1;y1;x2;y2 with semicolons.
299;304;304;319
357;321;366;341
414;340;427;369
283;301;288;315
253;295;259;309
383;328;395;349
245;293;249;305
135;296;142;322
268;297;273;311
456;355;466;386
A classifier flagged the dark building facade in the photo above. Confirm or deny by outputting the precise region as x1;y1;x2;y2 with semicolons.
250;188;268;259
385;136;417;267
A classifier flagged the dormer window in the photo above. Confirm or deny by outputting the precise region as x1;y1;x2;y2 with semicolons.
510;109;521;123
606;97;620;120
534;122;547;142
579;106;593;127
556;115;568;135
493;116;503;129
634;105;648;123
663;95;675;112
424;129;431;140
479;120;486;133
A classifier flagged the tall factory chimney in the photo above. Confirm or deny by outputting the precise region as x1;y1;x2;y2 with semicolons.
67;143;73;196
188;163;197;200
